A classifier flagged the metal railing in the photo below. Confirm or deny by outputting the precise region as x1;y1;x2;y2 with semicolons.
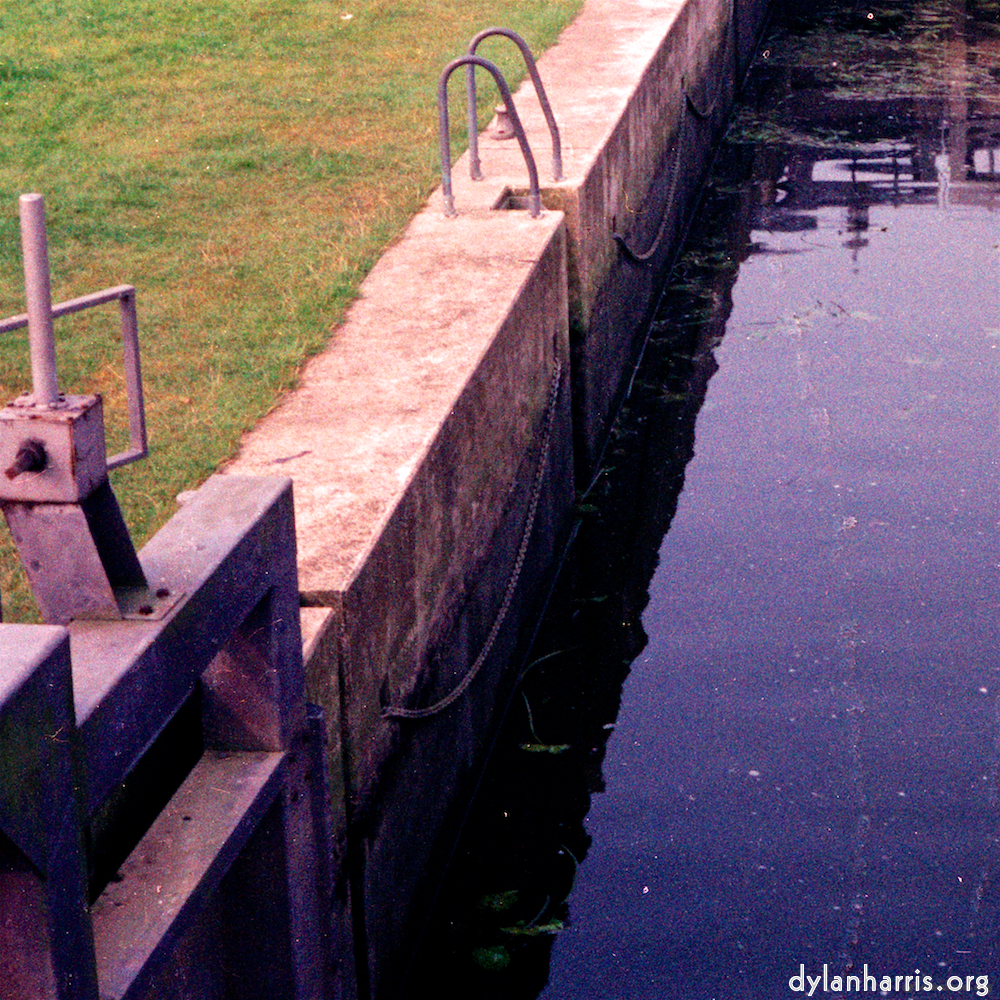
438;55;541;218
0;194;147;470
465;27;563;183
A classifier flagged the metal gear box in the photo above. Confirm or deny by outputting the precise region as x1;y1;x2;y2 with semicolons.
0;394;109;503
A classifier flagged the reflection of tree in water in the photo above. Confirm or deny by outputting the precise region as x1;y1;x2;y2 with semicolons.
401;2;1000;997
741;0;1000;230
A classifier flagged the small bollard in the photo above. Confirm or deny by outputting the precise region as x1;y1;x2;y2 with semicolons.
493;104;517;140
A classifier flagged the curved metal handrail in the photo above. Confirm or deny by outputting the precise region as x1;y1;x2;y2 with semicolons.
465;27;563;183
438;55;541;218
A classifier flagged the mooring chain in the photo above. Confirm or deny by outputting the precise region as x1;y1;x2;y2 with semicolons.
614;0;736;266
612;89;690;266
382;358;563;721
684;61;728;122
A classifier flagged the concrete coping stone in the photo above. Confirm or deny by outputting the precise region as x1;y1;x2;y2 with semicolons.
225;207;566;596
448;0;689;210
223;0;693;600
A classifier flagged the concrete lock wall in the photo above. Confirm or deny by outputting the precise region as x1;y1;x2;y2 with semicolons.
223;0;772;996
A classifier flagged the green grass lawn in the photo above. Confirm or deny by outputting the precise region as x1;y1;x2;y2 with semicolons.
0;0;582;621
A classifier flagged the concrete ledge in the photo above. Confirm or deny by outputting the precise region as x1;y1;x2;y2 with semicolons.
226;0;746;757
449;0;723;309
225;200;571;1000
226;207;565;588
447;0;741;475
222;0;769;995
225;204;570;794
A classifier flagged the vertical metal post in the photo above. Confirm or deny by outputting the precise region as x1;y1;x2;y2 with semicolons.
19;193;59;407
465;64;484;181
117;290;148;464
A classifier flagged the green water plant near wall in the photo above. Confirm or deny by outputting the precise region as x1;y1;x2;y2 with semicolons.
0;0;583;621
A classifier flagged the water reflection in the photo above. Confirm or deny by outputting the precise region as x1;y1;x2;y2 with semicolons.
402;2;1000;998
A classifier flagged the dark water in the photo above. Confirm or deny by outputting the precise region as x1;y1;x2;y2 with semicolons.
403;2;1000;998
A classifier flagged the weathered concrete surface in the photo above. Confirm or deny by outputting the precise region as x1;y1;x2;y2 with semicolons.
462;0;715;317
224;204;571;1000
226;0;757;785
225;206;568;783
222;0;770;996
450;0;744;477
348;376;574;1000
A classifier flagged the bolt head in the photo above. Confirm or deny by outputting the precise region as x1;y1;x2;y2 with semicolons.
0;394;108;502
